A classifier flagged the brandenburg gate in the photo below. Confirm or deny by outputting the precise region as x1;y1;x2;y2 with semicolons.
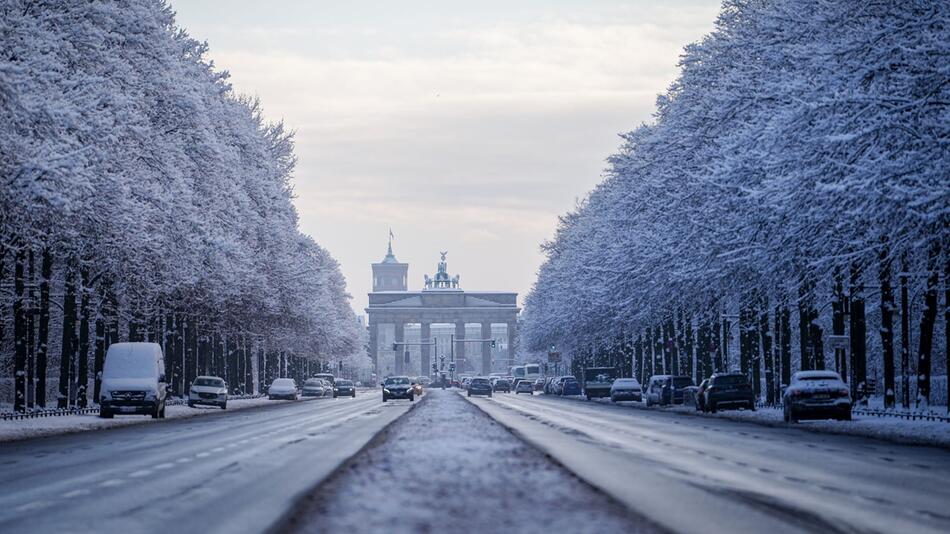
365;240;519;377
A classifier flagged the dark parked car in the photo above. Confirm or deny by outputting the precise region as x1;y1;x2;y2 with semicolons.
382;376;414;402
468;377;493;397
703;373;755;412
559;377;582;396
783;370;852;422
333;379;356;398
493;378;511;393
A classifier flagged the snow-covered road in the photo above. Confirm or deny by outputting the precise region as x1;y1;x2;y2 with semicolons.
281;389;657;534
466;392;950;534
0;394;411;534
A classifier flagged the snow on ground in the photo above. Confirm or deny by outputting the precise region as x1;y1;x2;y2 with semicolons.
0;396;326;443
281;389;659;534
591;397;950;449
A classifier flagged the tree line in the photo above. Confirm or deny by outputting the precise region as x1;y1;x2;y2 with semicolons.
0;0;361;411
523;0;949;409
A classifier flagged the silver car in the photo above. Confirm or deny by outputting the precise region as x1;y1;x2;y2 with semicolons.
188;376;228;409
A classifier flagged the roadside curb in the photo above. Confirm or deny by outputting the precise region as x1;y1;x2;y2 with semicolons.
0;395;326;445
267;391;428;534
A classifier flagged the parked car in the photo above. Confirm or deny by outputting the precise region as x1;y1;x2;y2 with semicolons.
783;370;852;422
645;376;670;406
188;376;228;409
543;377;557;394
382;376;414;402
533;378;545;391
559;376;582;396
515;380;535;395
460;377;473;390
99;342;168;419
610;378;643;402
703;373;755;412
268;378;298;400
467;377;493;397
493;378;511;393
584;367;619;400
333;379;357;398
695;379;710;411
302;378;330;397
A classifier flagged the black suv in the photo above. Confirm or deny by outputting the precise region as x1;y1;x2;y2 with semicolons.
703;373;755;412
468;377;493;397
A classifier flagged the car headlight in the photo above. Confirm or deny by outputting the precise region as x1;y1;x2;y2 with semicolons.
100;391;112;401
383;388;391;394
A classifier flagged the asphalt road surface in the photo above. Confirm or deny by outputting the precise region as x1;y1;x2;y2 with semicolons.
466;392;950;534
0;394;410;534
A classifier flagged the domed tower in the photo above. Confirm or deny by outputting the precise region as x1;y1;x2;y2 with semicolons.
372;236;408;292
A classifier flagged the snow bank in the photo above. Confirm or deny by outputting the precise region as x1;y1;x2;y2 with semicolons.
0;396;308;443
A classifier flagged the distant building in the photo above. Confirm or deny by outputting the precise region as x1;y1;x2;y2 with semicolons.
366;238;519;377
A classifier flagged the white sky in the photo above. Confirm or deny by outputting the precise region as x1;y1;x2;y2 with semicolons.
169;0;720;316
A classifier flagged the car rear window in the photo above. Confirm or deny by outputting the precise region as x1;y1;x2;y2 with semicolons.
672;377;692;388
337;380;353;386
472;378;490;385
713;375;747;385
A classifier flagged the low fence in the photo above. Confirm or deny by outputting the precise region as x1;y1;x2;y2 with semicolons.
1;393;265;421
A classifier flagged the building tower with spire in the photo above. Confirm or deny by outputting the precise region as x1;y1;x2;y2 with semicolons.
372;233;408;291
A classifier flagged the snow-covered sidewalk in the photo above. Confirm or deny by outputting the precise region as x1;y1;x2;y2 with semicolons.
591;396;950;449
280;389;658;534
0;396;323;443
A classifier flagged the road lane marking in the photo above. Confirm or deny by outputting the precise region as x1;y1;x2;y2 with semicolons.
62;489;90;498
129;469;152;478
99;479;124;487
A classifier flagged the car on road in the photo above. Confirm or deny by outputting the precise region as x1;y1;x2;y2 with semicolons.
609;378;642;402
382;376;415;402
99;342;168;419
584;367;619;400
696;379;710;411
333;379;357;398
783;370;852;422
515;380;534;395
302;378;331;397
703;373;754;412
493;378;511;393
188;376;228;409
543;377;557;394
558;376;582;396
533;378;545;391
268;378;299;400
468;377;494;397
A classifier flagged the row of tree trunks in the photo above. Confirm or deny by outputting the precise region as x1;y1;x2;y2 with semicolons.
915;244;940;409
850;263;867;399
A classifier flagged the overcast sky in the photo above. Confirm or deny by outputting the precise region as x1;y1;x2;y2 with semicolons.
170;0;720;316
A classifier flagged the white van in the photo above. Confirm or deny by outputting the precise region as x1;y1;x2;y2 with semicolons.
99;342;168;419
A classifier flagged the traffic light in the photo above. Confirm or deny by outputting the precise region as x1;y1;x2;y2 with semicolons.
404;351;411;364
432;363;438;372
392;342;398;351
490;339;496;348
338;360;343;371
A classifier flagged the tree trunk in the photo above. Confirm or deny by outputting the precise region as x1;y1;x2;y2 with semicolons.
721;315;731;371
915;245;940;409
780;306;792;388
832;268;847;380
35;248;52;407
740;304;752;381
14;249;27;412
59;262;77;408
879;245;896;408
761;303;774;405
683;311;694;382
26;250;35;408
635;334;644;381
663;317;675;375
76;266;91;408
799;286;812;371
94;308;105;402
945;254;949;416
850;263;867;399
712;313;723;373
645;326;655;379
900;256;911;408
